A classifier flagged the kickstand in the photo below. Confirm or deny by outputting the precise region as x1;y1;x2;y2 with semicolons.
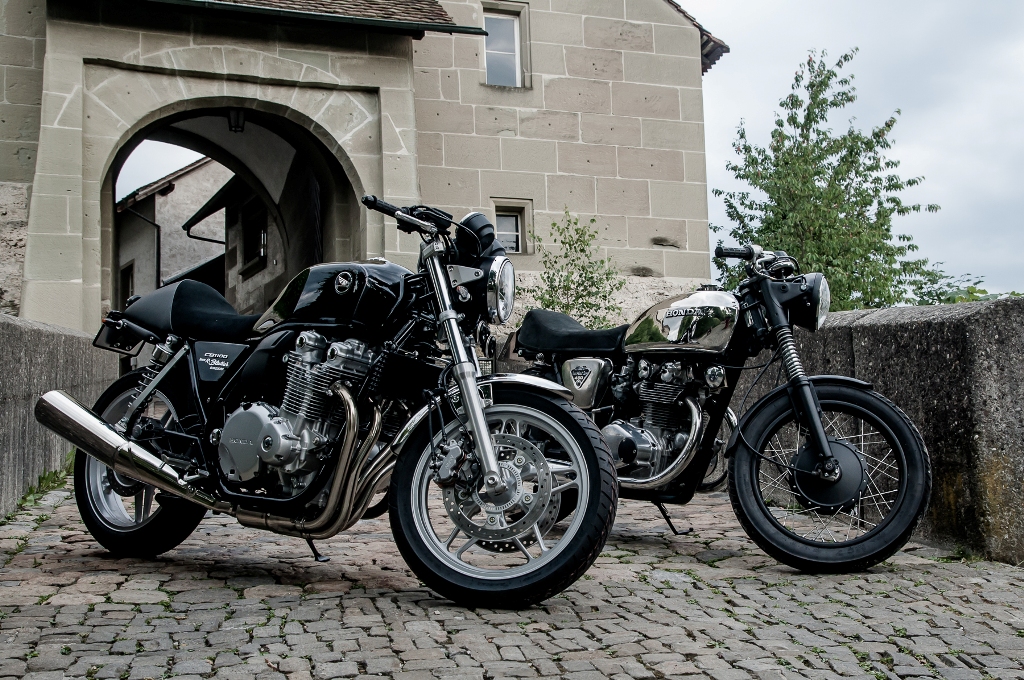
306;539;330;562
654;502;692;536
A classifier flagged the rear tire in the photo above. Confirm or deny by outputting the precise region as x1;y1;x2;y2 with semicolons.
390;388;617;608
729;384;930;572
74;371;207;558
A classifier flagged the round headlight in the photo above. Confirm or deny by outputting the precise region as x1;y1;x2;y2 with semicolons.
816;275;831;330
487;256;515;325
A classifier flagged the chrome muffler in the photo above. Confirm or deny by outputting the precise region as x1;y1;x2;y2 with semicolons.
34;390;230;512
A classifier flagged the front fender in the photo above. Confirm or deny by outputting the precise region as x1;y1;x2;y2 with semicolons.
724;375;873;459
391;372;574;458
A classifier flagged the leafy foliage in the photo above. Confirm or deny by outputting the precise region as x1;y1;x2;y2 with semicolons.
0;451;73;525
911;264;1021;305
712;49;940;310
528;208;625;329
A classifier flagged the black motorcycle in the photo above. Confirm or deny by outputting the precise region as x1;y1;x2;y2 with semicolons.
500;245;931;572
35;197;617;608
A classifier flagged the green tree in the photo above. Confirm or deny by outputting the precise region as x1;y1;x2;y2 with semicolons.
528;208;625;329
712;49;940;310
911;265;1021;305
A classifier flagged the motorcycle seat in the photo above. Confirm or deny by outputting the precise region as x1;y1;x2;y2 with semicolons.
122;280;260;343
516;309;628;355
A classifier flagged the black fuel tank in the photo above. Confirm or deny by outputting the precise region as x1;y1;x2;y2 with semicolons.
253;261;412;338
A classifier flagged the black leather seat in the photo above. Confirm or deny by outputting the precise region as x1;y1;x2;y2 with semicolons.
516;309;628;355
123;280;260;342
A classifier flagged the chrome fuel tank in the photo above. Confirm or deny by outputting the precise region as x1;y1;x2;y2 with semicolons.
623;289;740;354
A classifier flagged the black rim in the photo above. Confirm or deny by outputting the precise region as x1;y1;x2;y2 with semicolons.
752;400;908;546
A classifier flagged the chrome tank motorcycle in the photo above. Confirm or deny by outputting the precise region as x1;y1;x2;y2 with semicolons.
34;197;617;609
500;246;932;573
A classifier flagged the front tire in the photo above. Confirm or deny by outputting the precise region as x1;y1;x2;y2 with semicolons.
74;371;207;557
728;384;930;572
390;388;617;608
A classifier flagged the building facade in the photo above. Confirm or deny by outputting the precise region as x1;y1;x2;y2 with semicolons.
0;0;726;331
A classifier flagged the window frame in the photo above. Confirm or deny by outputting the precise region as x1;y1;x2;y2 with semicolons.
481;1;532;89
490;198;534;255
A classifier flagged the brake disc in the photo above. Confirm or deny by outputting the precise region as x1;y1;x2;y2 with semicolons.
441;433;553;543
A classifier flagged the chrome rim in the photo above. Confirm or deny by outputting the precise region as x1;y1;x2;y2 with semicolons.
83;389;176;531
410;404;590;579
754;403;905;544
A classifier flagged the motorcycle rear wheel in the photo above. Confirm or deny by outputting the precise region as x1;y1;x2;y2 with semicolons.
74;371;207;557
728;384;930;572
390;388;617;608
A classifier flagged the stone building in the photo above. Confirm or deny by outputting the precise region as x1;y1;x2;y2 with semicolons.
0;0;727;331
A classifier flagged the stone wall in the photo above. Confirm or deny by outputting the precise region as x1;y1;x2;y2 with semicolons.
0;0;46;315
0;312;118;516
411;0;711;279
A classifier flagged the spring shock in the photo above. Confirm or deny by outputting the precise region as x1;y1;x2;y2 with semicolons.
775;327;806;381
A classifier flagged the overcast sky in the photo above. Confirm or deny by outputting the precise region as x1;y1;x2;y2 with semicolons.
685;0;1024;293
118;1;1024;292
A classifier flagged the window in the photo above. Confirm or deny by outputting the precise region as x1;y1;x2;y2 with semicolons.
485;13;521;87
495;212;521;253
239;198;268;278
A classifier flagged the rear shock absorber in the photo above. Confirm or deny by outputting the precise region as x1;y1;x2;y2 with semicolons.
116;335;183;433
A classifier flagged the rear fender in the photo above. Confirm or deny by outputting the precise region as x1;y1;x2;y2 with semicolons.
724;375;874;459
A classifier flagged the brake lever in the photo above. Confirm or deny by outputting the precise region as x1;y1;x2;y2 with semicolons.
396;211;437;235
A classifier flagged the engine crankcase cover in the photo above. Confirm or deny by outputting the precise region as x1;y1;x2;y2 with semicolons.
219;402;281;482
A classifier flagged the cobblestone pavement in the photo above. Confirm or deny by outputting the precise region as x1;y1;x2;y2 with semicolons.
4;483;1024;680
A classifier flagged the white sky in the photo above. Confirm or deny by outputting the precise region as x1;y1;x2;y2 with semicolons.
685;0;1024;293
118;1;1024;292
116;140;203;201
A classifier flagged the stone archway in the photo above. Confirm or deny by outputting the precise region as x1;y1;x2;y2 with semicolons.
22;32;420;331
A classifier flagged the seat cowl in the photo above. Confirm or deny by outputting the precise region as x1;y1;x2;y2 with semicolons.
516;308;627;355
123;280;258;343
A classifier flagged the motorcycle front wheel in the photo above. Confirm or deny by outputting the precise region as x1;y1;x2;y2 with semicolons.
390;388;617;608
74;371;207;557
729;383;931;572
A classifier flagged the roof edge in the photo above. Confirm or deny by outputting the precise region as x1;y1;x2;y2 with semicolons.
117;156;215;210
666;2;730;74
143;0;488;36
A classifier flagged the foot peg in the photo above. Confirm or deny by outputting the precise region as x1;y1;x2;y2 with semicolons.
654;502;693;536
306;539;330;562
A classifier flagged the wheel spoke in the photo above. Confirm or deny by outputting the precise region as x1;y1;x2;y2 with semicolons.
512;537;533;562
455;537;478;560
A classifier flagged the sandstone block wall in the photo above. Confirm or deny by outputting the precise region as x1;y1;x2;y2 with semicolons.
0;0;46;315
0;312;118;516
411;0;711;280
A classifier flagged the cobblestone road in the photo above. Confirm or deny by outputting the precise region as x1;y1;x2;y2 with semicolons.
3;483;1024;680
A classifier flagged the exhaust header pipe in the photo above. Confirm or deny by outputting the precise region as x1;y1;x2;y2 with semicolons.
34;390;230;512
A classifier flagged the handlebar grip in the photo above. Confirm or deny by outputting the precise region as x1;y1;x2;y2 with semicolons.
361;194;400;217
714;245;755;260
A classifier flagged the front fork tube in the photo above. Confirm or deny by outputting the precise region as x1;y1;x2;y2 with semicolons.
776;326;838;478
759;280;838;478
422;245;505;494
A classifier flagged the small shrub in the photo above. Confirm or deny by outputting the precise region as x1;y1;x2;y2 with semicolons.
527;208;625;329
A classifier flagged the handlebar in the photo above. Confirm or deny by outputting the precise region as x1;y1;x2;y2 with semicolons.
714;245;756;260
361;195;437;235
361;194;400;218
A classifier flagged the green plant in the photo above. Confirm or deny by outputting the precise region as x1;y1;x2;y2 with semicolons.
712;49;942;310
1;450;74;524
527;207;625;329
911;264;1022;305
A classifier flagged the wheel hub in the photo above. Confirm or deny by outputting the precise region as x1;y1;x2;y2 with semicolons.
789;438;868;513
442;434;552;542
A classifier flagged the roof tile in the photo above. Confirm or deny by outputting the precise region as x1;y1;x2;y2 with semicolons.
179;0;455;26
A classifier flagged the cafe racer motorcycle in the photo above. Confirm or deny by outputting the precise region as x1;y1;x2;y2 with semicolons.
34;196;617;608
500;245;931;572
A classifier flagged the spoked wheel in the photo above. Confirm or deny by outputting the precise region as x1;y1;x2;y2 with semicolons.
74;371;207;557
390;388;617;608
698;408;736;491
729;384;930;572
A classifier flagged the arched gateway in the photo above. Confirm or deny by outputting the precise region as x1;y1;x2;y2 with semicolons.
9;0;727;332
